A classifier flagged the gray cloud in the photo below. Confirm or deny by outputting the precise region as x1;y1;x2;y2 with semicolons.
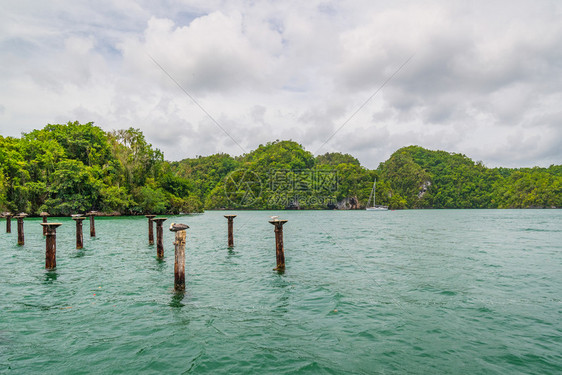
1;0;561;169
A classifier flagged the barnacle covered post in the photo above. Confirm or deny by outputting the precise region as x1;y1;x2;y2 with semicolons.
72;216;86;249
170;223;189;291
86;211;97;237
16;213;28;246
224;215;236;248
268;219;288;271
40;212;49;236
152;218;167;258
4;212;12;233
41;223;62;269
145;215;156;245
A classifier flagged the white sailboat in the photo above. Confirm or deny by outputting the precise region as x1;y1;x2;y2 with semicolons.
366;179;388;211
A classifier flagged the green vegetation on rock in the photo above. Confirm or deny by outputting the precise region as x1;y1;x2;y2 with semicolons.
0;122;202;215
0;123;560;214
378;146;561;209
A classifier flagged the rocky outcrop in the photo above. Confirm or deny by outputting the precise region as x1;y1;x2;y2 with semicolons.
418;180;432;199
337;196;361;210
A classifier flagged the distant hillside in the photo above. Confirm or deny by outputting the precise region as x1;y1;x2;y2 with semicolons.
172;142;561;210
171;140;375;210
1;122;560;214
377;146;562;209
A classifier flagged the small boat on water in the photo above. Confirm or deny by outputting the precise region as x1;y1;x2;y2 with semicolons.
366;178;388;211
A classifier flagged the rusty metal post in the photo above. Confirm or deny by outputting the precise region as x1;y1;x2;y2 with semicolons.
5;212;12;233
152;218;167;258
269;219;288;271
16;213;27;245
145;215;156;245
40;212;49;236
224;215;236;247
41;223;62;269
86;211;97;237
73;216;86;249
170;224;189;291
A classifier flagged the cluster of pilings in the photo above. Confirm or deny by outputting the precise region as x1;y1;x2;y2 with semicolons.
143;214;289;290
1;211;98;269
0;212;30;245
2;212;289;291
145;216;189;290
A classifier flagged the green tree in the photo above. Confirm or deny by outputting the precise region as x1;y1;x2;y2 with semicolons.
316;152;361;166
380;148;431;208
100;185;134;213
134;182;169;214
43;160;103;215
109;128;164;187
35;121;113;166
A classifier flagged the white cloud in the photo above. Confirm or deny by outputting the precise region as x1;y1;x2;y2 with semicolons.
0;0;561;168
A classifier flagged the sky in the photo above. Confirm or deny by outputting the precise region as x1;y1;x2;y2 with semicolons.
1;0;561;168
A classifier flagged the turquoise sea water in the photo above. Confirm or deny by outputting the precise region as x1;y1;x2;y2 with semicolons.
0;210;561;374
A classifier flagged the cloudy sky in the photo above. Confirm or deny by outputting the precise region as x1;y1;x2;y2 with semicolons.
1;0;561;168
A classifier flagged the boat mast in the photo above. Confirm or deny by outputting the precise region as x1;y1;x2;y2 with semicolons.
367;179;376;207
373;179;376;206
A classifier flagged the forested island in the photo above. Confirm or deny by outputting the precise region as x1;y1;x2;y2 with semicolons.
0;122;560;215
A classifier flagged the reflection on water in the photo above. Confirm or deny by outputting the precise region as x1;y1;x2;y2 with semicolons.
154;257;166;271
43;270;58;284
170;291;185;308
71;249;86;258
274;293;290;315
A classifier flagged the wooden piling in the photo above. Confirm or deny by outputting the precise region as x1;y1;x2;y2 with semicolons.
224;215;236;247
145;215;156;245
152;218;167;258
16;213;27;245
72;216;86;249
269;219;288;271
5;212;12;233
41;223;62;269
86;211;97;237
40;212;49;236
170;224;189;291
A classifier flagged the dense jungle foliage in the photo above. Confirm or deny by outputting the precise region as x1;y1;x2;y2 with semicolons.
0;122;560;215
0;122;202;215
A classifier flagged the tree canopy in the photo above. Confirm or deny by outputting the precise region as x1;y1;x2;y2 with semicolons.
0;122;201;215
1;123;560;215
377;146;562;209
